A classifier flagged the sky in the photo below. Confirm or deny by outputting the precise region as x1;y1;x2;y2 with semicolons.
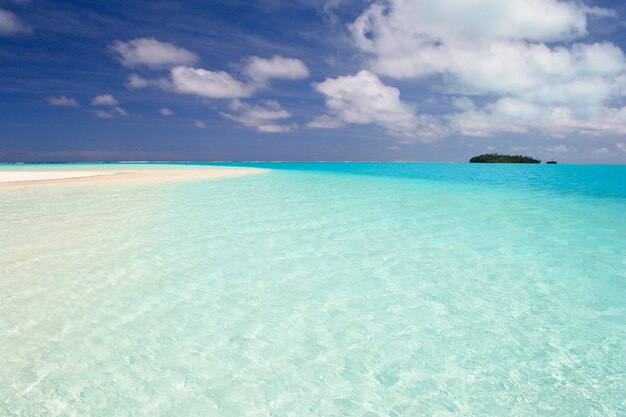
1;0;626;163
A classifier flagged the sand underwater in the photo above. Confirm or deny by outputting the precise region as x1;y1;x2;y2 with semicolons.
0;162;624;416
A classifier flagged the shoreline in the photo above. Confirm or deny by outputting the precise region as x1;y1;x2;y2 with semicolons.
0;167;266;187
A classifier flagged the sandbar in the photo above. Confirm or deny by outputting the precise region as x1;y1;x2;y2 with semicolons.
0;166;265;187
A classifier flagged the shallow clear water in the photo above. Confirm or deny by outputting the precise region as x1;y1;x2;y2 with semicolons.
1;163;624;416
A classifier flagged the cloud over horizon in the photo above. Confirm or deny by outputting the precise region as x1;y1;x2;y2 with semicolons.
350;0;626;138
310;70;446;140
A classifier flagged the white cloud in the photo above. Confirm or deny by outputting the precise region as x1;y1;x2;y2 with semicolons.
452;97;476;111
244;55;309;86
92;109;114;119
122;52;309;133
91;94;119;106
91;107;127;119
126;73;170;90
127;74;150;89
194;120;206;128
307;115;346;129
220;99;296;133
0;9;30;35
111;38;198;69
593;147;611;155
546;145;577;153
450;100;626;137
350;0;626;137
169;55;308;99
616;142;626;153
310;70;446;140
510;145;531;152
47;96;79;107
170;66;253;99
352;4;625;105
159;107;174;116
352;0;609;46
89;95;127;117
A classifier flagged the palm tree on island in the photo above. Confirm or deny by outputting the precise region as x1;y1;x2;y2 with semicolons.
469;153;542;163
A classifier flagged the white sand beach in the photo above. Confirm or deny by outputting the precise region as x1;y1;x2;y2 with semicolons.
0;166;265;186
0;171;117;183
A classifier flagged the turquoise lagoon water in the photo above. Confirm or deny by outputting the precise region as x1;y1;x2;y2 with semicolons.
0;163;624;416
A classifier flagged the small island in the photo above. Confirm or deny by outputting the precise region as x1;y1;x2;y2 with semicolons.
469;153;541;163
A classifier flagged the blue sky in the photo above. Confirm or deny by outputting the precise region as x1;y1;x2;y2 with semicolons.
1;0;626;162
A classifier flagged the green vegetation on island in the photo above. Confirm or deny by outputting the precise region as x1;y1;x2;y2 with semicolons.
469;153;541;164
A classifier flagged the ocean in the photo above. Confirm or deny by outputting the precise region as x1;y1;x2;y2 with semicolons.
1;162;624;416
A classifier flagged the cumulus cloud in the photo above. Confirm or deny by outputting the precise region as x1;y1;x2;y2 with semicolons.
126;73;171;90
450;100;626;137
310;70;446;140
168;55;308;99
352;0;609;46
194;120;206;128
170;56;310;97
244;55;310;86
127;74;150;89
616;142;626;153
111;38;198;69
452;97;476;111
91;94;119;106
89;94;127;118
546;145;577;153
350;0;626;137
159;107;174;116
220;99;297;132
170;66;253;99
0;9;30;35
307;115;346;129
510;145;531;152
47;96;79;107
